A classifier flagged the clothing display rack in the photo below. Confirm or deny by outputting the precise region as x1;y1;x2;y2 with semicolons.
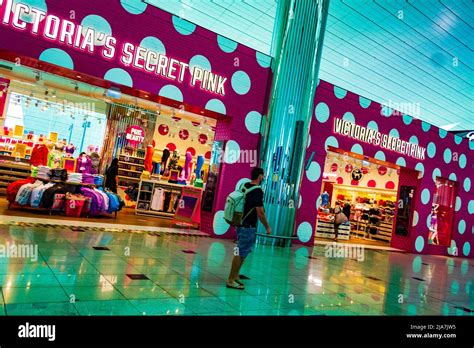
135;179;183;218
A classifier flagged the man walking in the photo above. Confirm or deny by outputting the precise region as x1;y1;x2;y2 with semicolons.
226;167;271;290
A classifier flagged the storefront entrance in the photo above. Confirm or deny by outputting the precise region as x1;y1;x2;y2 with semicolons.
314;147;401;247
0;58;221;232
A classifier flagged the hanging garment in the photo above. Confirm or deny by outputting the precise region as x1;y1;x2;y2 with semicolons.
144;145;154;173
48;150;63;169
163;191;172;211
151;188;165;211
30;144;49;166
105;191;120;213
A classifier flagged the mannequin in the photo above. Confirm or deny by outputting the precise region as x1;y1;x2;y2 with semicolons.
183;151;192;180
160;148;170;175
321;190;330;207
167;150;180;171
193;154;204;187
144;144;154;173
428;204;439;244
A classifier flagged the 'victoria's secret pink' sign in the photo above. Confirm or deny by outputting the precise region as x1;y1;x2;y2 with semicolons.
0;0;227;96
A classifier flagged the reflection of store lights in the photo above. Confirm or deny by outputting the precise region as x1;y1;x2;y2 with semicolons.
308;274;322;287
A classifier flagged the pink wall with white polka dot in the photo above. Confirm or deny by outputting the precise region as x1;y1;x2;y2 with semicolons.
296;80;473;258
0;0;272;239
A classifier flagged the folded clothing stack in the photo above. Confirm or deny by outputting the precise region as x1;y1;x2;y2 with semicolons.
37;166;51;180
51;168;68;181
93;175;104;186
67;173;83;184
82;173;95;185
30;166;38;178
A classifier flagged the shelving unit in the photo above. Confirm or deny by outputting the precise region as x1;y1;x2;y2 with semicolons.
118;153;145;187
135;179;184;219
0;155;31;195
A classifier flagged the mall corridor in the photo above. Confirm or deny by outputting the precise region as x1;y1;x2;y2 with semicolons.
0;223;471;316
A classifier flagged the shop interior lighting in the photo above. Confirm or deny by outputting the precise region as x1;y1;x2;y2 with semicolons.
52;90;56;98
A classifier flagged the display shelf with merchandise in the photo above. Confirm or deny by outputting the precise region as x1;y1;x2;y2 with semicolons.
0;155;31;195
135;179;184;219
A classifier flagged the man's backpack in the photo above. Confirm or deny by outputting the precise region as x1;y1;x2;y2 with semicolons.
224;183;261;226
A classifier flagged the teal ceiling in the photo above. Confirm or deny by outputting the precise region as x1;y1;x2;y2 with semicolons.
146;1;473;130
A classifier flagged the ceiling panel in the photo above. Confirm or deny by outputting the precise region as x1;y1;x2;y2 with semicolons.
145;0;473;130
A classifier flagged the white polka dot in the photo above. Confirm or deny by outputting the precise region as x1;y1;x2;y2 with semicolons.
217;35;238;53
315;102;330;123
213;210;229;235
351;144;363;155
421;189;430;205
159;84;183;102
324;136;338;152
297;222;313;243
412;211;418;226
39;48;74;69
367;121;378;131
396;157;406;167
415;163;424;178
305;162;321;182
81;15;112;46
205;99;226;114
334;86;347;99
374;151;386;161
140;36;166;55
231;70;251;95
224;140;240;164
415;236;424;252
189;55;212;72
172;15;196;35
389;129;399;138
455;196;461;212
121;0;147;14
244;111;262;134
342;112;355;123
104;68;133;87
432;168;441;182
307;134;311;148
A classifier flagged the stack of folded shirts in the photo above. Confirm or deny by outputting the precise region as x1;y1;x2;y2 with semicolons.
82;173;95;185
37;166;51;180
67;173;83;184
30;166;38;178
93;175;104;186
51;168;68;181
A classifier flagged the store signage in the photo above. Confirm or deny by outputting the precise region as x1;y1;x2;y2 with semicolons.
351;167;363;181
125;125;145;145
333;118;426;160
0;0;227;96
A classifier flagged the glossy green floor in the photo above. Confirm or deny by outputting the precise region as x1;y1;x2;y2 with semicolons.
0;224;472;316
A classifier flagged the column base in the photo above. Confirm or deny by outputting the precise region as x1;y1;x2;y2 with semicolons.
255;233;297;247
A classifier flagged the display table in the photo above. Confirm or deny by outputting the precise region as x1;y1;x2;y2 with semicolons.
315;212;350;240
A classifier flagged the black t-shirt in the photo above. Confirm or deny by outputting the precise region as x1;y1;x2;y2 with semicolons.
241;183;264;227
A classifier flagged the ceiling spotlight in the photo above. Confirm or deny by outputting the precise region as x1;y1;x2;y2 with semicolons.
44;89;49;96
35;72;40;82
156;105;161;115
126;108;132;116
73;83;79;92
52;91;56;98
35;101;39;108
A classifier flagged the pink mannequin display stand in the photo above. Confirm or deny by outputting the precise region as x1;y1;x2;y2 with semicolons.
172;186;203;229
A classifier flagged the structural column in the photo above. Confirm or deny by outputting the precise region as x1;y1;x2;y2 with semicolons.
257;0;330;246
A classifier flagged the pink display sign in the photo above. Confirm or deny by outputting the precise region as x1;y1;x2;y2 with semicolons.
125;125;145;145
